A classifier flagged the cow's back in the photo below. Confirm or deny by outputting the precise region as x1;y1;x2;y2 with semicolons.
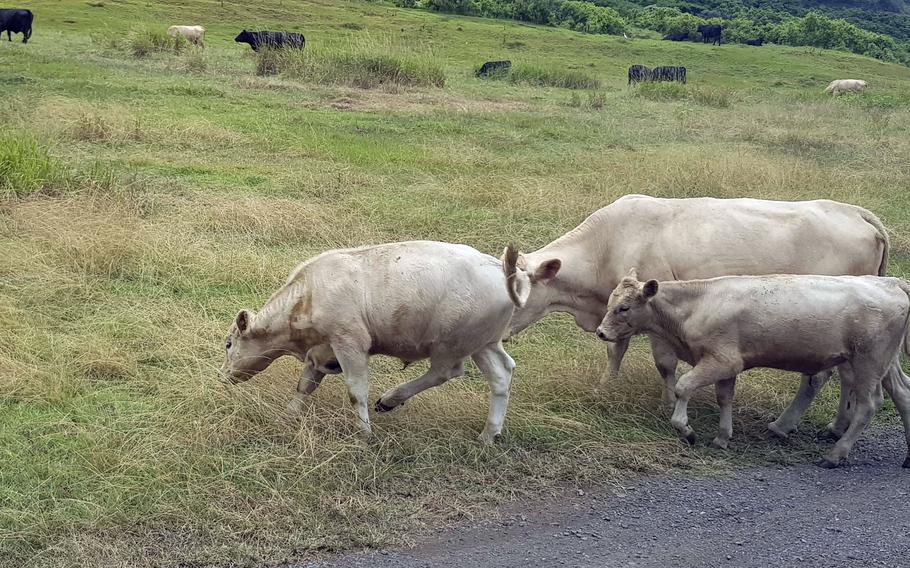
303;242;513;359
679;275;909;372
547;195;886;289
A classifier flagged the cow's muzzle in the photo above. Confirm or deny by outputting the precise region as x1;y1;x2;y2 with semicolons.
595;327;616;342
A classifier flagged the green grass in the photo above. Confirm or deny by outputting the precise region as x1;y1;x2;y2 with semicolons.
0;133;60;199
507;64;602;89
1;0;910;566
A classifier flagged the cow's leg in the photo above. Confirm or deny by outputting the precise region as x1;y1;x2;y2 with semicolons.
333;347;372;440
712;377;737;449
598;336;630;390
879;361;910;468
472;343;516;446
650;335;679;407
827;379;855;439
818;363;879;468
769;370;832;438
287;364;327;415
374;358;465;412
671;359;735;445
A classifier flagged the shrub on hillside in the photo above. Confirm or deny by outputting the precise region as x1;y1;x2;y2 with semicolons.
556;1;626;34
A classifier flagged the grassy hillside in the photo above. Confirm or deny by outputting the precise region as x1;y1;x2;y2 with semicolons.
2;1;910;566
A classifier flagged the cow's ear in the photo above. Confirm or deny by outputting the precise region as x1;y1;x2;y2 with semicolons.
641;280;659;300
533;259;561;283
235;309;251;333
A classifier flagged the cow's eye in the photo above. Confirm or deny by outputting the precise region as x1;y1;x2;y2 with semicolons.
618;306;630;313
225;339;232;351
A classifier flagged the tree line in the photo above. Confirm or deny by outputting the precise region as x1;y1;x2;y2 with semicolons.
393;0;910;65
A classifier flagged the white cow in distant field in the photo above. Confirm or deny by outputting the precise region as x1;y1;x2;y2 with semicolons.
596;272;910;468
825;79;867;95
220;241;527;445
167;25;205;47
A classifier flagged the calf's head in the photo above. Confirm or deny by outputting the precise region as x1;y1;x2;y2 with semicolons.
220;309;280;384
595;270;658;343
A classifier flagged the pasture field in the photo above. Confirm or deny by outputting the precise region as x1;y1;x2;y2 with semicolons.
2;0;910;566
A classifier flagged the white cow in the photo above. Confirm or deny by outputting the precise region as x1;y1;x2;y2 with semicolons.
503;195;889;433
167;25;205;47
220;241;526;444
825;79;867;96
595;272;910;468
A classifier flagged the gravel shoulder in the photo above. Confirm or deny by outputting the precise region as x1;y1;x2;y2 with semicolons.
302;428;910;568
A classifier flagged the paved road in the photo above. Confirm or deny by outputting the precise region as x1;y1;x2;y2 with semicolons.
304;429;910;568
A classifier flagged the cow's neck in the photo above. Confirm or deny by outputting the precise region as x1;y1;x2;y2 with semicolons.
526;242;614;332
253;282;316;360
643;283;699;361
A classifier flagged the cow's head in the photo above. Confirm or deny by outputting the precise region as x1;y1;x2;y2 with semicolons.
595;269;658;343
501;247;562;336
234;30;252;44
220;309;282;384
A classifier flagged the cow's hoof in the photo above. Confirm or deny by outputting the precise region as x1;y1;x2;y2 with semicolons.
767;422;790;439
478;431;500;446
678;428;696;446
711;437;730;450
374;399;399;413
902;455;910;469
819;425;844;441
815;457;841;469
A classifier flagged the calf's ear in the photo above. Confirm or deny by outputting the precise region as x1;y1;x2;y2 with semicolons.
627;267;638;280
533;258;561;283
641;280;659;300
235;309;251;333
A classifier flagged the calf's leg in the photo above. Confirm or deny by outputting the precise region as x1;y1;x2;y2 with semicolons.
768;370;833;438
650;335;679;407
472;343;516;446
333;347;373;440
879;361;910;468
713;377;737;449
375;358;465;412
598;337;630;390
818;363;879;468
671;359;735;445
287;365;326;415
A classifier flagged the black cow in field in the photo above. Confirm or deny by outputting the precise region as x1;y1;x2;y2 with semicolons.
698;24;722;45
745;38;764;46
662;32;689;41
652;66;687;83
476;60;511;77
234;30;305;51
0;8;33;43
628;64;651;85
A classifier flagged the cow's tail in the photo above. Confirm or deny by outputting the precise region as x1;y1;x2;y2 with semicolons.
501;244;530;308
858;208;890;276
824;82;835;94
896;280;910;360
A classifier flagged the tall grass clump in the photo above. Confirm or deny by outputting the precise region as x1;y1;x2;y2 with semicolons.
255;39;445;88
127;28;186;58
507;65;601;89
0;133;60;198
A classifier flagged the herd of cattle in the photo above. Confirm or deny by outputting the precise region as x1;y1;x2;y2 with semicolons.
5;10;871;96
221;195;910;470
